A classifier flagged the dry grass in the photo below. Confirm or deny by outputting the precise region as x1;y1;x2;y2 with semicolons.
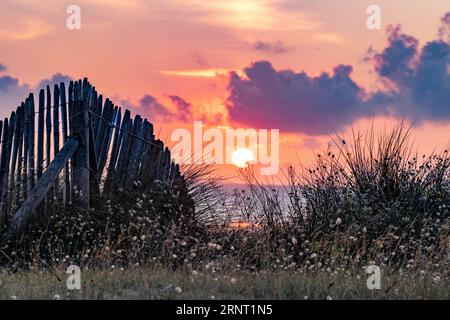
0;266;448;300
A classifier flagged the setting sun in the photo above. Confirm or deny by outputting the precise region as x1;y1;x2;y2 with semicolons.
231;148;255;168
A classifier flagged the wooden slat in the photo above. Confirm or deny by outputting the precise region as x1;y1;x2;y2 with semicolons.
86;86;100;195
71;83;89;211
52;85;60;200
0;118;9;223
116;115;133;185
109;108;122;168
126;116;144;185
82;78;89;102
93;94;103;137
16;105;24;203
151;140;164;181
68;81;74;136
28;94;35;192
53;85;60;155
103;108;122;193
95;98;111;162
97;104;116;176
122;115;142;185
37;89;45;179
23;98;29;197
2;112;16;215
60;83;68;143
107;109;130;191
138;121;154;176
9;105;22;211
60;83;70;206
45;86;52;168
0;120;3;149
162;147;171;181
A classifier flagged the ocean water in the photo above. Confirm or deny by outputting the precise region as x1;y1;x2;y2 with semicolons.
204;183;297;223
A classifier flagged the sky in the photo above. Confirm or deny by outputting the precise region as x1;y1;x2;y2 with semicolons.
0;0;449;182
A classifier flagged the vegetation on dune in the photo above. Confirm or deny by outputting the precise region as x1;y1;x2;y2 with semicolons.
0;122;448;299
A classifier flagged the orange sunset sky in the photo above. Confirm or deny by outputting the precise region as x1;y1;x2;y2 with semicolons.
0;0;449;182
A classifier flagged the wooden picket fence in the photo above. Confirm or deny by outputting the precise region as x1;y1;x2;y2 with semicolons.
0;78;183;243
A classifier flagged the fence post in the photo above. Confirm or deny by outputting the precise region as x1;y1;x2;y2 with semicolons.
71;98;90;211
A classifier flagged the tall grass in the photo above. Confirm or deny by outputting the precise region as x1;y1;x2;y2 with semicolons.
227;122;449;271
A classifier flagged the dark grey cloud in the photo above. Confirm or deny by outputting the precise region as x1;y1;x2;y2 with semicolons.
139;94;173;121
373;25;418;83
168;95;192;121
0;72;74;118
439;12;450;41
252;40;291;54
373;22;450;122
227;61;382;135
0;75;19;91
0;63;6;72
0;74;30;117
139;94;195;123
37;73;73;89
227;12;450;135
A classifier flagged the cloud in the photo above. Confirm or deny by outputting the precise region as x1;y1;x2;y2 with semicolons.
373;22;450;122
170;0;321;32
0;72;73;118
373;25;419;83
0;75;20;91
226;61;381;135
137;93;224;125
251;40;291;54
139;95;174;121
226;12;450;135
0;75;30;116
0;0;54;41
439;12;450;42
0;63;6;72
37;73;73;89
139;94;196;123
168;95;192;121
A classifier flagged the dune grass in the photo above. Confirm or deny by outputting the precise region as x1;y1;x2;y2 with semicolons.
0;122;448;300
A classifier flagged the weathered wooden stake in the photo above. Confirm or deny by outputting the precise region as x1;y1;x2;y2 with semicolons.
71;97;90;211
1;112;15;216
9;106;22;211
0;118;9;224
53;85;60;202
28;94;35;192
45;86;52;168
60;83;70;207
37;90;45;179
